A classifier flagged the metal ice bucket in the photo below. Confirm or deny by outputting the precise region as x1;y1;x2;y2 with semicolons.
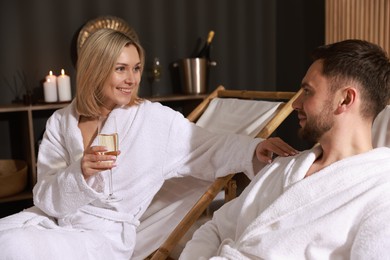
178;58;207;94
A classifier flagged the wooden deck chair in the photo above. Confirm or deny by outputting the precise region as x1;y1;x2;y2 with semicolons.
372;100;390;148
134;86;302;260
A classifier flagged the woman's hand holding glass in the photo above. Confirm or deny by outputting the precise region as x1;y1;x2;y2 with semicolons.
80;115;122;202
81;145;120;180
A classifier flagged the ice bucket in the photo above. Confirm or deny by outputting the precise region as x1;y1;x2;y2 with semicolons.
178;58;208;94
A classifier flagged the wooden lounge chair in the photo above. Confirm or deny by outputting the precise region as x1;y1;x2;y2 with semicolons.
135;86;302;260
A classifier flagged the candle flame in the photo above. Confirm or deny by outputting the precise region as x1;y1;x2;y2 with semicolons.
61;69;65;75
49;71;53;76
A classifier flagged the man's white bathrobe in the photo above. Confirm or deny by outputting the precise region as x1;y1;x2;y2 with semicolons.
180;145;390;259
0;100;260;259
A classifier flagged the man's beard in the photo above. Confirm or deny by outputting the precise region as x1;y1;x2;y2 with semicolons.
298;103;334;143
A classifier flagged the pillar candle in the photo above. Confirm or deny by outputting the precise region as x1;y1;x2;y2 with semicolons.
57;69;72;102
43;78;58;102
45;70;57;85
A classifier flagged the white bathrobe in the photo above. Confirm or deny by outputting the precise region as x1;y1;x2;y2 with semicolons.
180;146;390;260
0;100;260;260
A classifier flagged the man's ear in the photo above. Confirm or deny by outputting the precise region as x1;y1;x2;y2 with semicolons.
336;87;357;113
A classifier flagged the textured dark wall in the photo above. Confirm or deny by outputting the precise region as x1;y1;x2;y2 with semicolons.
275;0;325;150
0;0;324;154
0;0;323;104
0;1;324;215
0;0;325;216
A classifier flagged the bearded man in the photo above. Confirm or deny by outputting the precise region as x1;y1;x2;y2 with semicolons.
180;39;390;260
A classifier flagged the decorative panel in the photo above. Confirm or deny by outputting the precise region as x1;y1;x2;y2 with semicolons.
326;0;390;54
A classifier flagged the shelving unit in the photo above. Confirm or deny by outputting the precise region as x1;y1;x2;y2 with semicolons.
0;102;69;203
0;94;206;203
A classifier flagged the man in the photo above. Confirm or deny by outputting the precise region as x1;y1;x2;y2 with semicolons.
180;39;390;259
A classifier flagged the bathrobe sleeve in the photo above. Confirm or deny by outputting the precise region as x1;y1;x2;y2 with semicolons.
180;186;258;259
162;111;262;181
180;156;285;259
179;167;268;259
33;105;103;218
179;202;241;259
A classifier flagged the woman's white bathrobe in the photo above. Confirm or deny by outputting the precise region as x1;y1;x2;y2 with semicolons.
0;100;260;259
180;146;390;260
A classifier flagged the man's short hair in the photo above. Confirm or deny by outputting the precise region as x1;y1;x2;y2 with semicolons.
312;39;390;119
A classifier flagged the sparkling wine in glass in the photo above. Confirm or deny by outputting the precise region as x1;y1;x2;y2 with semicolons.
98;115;121;202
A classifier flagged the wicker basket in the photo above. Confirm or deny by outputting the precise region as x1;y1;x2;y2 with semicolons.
0;160;28;198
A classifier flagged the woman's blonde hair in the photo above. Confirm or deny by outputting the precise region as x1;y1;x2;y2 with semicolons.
75;28;145;117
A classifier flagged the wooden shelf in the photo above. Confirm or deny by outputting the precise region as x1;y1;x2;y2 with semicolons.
0;95;205;203
0;102;70;203
0;102;70;112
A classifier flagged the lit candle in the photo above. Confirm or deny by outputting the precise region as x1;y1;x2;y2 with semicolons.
45;70;57;85
43;78;58;102
57;69;72;102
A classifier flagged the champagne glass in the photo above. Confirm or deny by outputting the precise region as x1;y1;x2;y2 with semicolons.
98;115;122;202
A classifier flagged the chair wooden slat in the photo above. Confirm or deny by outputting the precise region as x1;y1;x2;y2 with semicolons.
256;88;302;138
218;89;296;100
149;173;234;260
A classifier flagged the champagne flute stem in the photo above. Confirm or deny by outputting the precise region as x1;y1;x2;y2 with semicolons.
109;169;114;196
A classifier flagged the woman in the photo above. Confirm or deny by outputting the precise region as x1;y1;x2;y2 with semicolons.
0;29;297;259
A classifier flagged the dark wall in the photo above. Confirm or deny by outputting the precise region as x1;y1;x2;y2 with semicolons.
0;0;323;102
0;0;324;151
275;0;325;150
276;0;325;90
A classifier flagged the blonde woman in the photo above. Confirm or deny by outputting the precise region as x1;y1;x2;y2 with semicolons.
0;29;296;259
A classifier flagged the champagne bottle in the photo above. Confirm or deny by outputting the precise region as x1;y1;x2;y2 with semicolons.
190;37;203;58
197;30;215;59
